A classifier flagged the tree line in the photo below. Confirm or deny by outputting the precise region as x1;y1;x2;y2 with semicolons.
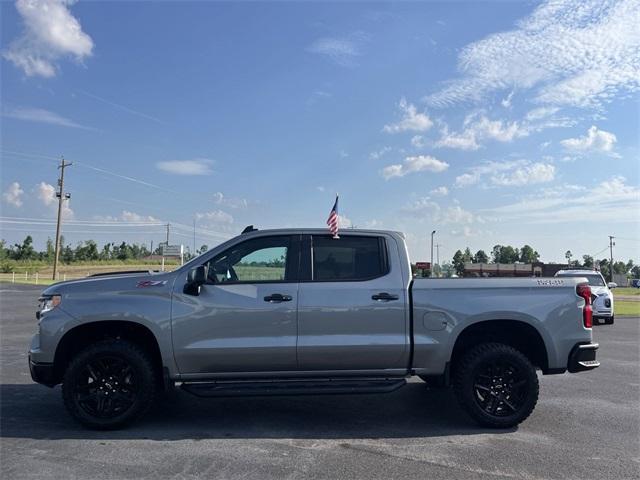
451;244;639;279
1;236;154;263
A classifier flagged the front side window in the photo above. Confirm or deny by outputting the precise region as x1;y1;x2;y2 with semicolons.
206;236;290;283
312;235;387;281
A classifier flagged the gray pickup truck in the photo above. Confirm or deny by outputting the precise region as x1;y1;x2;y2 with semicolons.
29;228;599;430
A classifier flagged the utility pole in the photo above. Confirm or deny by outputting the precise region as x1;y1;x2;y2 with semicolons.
609;235;615;282
161;223;170;272
435;244;442;266
193;217;196;257
52;157;72;280
430;230;436;278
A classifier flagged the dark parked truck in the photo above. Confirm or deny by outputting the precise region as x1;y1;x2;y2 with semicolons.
29;228;599;429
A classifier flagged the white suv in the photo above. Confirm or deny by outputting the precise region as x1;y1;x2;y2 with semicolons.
555;269;615;325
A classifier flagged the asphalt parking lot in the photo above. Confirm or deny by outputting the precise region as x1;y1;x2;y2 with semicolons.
1;283;639;480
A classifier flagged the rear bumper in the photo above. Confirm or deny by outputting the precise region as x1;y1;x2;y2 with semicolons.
29;355;57;387
568;342;600;373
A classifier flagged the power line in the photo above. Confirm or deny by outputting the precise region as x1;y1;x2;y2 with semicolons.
1;227;165;235
0;218;164;227
1;149;178;194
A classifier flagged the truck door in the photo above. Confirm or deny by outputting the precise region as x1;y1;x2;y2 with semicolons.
171;235;299;375
297;234;409;371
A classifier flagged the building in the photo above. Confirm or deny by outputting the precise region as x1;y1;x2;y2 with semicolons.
463;262;571;278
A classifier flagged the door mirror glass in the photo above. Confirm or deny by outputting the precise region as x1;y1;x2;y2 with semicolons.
185;265;208;295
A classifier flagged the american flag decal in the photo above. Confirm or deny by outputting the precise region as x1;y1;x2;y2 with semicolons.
326;195;339;239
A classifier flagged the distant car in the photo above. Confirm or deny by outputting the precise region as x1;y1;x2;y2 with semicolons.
555;269;614;325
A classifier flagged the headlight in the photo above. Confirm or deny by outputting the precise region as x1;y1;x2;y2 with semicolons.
37;295;61;318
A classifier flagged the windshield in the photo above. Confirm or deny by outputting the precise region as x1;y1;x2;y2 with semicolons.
557;273;605;286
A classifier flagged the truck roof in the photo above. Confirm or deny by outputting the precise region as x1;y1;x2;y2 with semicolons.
239;227;406;239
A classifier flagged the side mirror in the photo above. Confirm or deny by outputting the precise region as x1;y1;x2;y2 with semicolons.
607;282;617;289
184;265;208;295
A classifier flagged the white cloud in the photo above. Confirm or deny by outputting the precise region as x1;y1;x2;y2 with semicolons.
37;181;73;218
121;210;158;223
491;163;556;186
316;186;325;192
560;125;617;152
213;191;248;209
441;205;474;224
195;210;234;224
435;114;529;151
3;182;24;207
337;214;352;228
430;186;449;197
411;135;425;148
3;107;90;129
2;182;24;207
485;176;639;224
381;155;449;180
526;106;560;121
455;160;555;188
3;0;94;77
369;146;391;160
307;32;368;67
403;198;474;225
156;159;214;175
455;173;480;187
37;181;56;206
362;219;383;228
383;98;433;133
93;211;160;223
501;90;514;108
424;0;640;109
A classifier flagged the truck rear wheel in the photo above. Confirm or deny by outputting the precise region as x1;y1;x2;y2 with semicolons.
453;342;539;428
61;340;157;430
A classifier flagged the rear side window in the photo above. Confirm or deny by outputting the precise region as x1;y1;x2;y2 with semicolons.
311;235;388;281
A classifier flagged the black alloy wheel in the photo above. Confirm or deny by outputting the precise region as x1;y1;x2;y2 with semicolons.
73;355;138;419
454;343;539;428
62;340;157;430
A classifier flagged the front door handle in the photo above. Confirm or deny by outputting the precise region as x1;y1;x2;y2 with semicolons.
372;292;399;301
264;293;293;303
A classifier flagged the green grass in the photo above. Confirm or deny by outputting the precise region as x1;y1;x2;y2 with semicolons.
616;301;640;316
613;287;640;296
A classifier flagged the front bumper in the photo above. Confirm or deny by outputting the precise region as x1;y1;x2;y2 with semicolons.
568;342;600;373
29;355;57;387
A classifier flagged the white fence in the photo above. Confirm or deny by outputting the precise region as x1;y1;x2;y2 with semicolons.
0;272;85;284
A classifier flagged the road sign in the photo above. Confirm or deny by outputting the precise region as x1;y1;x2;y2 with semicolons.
162;244;183;256
415;262;431;270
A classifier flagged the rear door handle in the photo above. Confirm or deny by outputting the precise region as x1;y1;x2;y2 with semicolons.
372;292;399;301
264;293;293;303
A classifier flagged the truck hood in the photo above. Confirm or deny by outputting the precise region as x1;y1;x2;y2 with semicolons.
590;285;610;296
41;270;178;296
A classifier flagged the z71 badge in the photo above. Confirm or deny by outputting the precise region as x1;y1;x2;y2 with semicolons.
136;280;167;288
536;279;565;286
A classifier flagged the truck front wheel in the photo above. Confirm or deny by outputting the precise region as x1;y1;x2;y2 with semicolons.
453;342;539;428
61;340;157;430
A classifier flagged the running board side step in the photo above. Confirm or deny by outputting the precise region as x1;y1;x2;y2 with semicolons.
181;378;407;398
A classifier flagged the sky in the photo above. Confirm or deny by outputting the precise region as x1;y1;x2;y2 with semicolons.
1;0;639;264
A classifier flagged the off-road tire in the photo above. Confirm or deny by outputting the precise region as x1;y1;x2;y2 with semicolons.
62;340;157;430
453;342;539;428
